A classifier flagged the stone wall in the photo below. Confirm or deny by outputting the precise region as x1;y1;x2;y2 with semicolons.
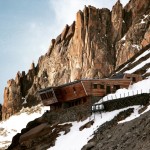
103;93;150;111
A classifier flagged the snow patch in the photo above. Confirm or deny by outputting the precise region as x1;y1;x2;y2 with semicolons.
0;104;49;149
146;68;150;73
125;57;150;73
118;105;150;123
140;19;146;24
121;35;126;41
132;49;150;64
132;44;140;51
128;78;150;92
118;105;142;123
116;63;129;73
143;14;149;19
22;98;27;105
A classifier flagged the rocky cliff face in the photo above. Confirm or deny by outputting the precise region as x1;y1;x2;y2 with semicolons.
83;108;150;150
116;0;150;67
2;64;40;119
2;0;150;120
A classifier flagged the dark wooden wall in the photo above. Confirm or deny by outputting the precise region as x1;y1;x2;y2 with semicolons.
103;93;150;111
82;79;131;97
55;82;87;102
82;80;105;96
124;74;142;83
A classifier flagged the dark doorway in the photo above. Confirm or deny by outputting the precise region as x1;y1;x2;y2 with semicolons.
132;77;136;82
83;97;87;103
114;85;120;92
106;85;111;94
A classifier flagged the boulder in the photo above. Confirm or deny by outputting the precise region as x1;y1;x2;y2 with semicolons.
81;142;95;150
19;123;49;143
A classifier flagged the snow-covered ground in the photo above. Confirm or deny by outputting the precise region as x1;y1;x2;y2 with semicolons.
0;104;49;149
47;105;150;150
146;68;150;73
118;105;150;124
48;106;140;150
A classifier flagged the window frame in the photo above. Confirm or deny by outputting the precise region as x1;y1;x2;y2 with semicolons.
100;84;105;89
93;84;98;89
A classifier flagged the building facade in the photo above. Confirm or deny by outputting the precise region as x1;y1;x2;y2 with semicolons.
39;73;142;110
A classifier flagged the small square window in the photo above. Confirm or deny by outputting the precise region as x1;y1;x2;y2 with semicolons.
73;87;76;92
100;84;104;89
73;87;77;94
93;84;97;89
42;93;47;99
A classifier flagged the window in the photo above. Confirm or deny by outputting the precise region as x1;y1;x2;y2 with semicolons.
73;87;76;94
83;98;87;103
100;84;104;89
113;85;120;91
132;77;136;82
73;87;76;91
40;94;44;100
47;92;53;98
93;84;97;89
44;93;48;99
41;93;47;100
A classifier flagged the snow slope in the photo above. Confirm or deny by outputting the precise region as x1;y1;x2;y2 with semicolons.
132;49;150;64
48;105;150;150
0;104;49;149
125;57;150;74
116;47;150;76
48;106;140;150
118;105;150;124
48;77;150;150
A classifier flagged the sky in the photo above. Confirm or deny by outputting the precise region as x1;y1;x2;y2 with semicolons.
0;0;129;104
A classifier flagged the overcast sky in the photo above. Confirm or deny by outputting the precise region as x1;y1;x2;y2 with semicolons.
0;0;129;104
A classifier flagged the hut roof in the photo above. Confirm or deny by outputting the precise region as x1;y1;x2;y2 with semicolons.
110;73;124;79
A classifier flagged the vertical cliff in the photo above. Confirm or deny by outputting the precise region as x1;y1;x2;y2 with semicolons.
2;0;150;120
116;0;150;66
